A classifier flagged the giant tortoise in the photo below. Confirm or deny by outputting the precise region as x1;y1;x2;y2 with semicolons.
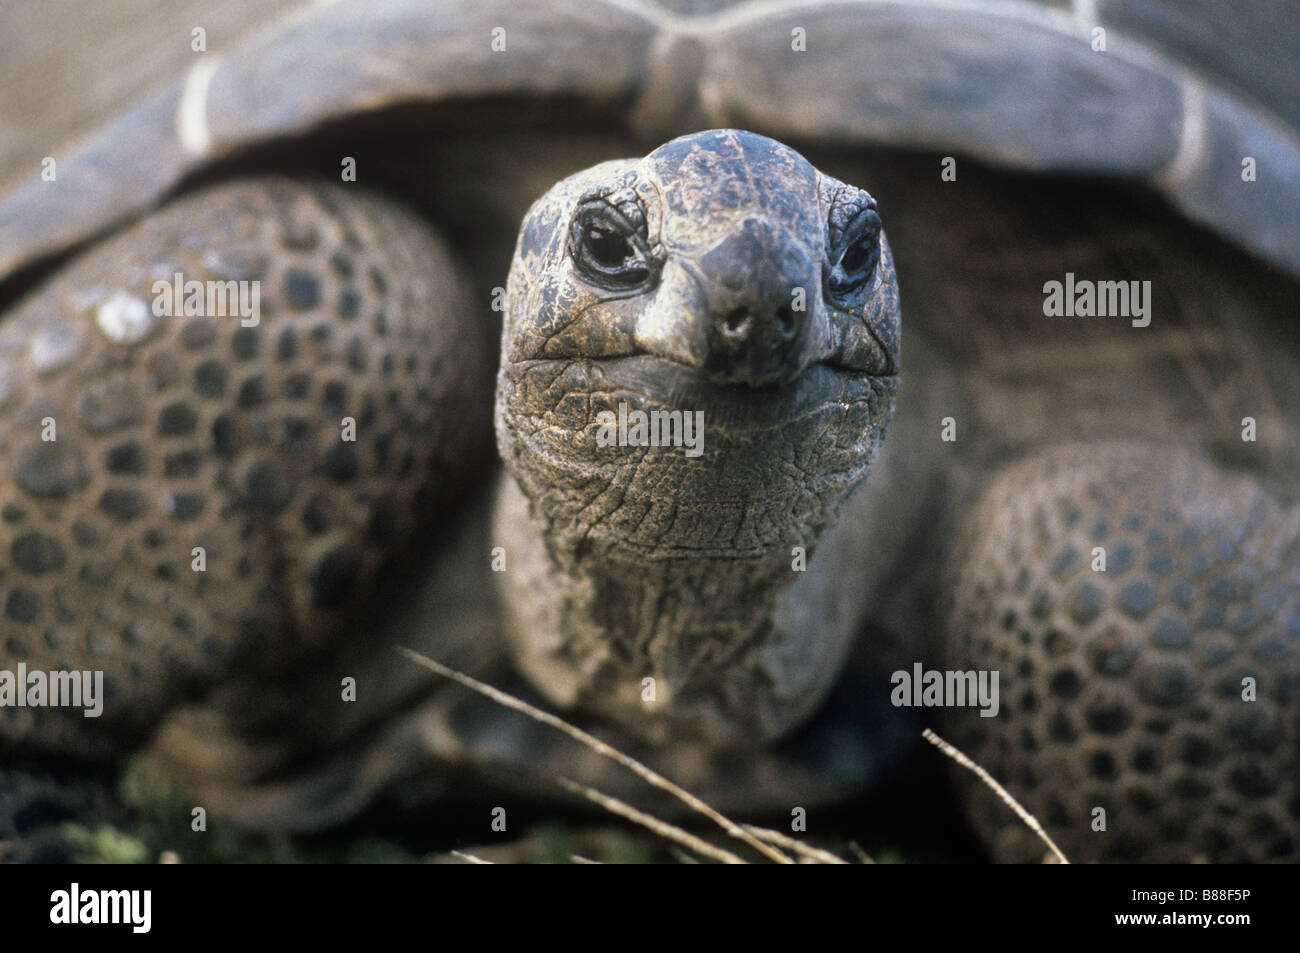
0;0;1297;864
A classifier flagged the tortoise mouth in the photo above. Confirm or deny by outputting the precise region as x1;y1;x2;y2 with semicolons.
496;355;896;557
598;354;888;424
502;354;895;433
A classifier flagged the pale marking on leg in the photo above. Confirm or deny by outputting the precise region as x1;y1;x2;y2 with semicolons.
177;55;221;156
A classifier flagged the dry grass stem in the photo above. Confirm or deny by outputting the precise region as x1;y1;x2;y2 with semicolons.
923;728;1070;865
555;775;748;864
847;841;875;864
397;646;793;864
742;825;849;864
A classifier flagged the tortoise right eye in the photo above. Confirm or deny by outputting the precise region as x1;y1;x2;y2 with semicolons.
585;224;632;268
570;202;654;291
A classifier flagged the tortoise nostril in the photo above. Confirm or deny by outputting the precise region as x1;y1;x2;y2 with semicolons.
775;306;796;338
723;306;751;336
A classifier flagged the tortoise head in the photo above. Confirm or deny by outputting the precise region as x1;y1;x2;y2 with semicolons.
497;129;900;560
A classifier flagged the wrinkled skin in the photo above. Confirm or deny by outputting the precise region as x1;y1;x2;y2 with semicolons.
495;130;900;746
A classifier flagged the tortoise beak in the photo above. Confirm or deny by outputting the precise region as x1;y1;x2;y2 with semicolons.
634;217;819;389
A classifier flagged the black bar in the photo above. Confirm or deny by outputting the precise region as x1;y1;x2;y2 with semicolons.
0;863;1286;941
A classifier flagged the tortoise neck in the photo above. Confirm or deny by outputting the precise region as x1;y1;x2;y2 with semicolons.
492;473;844;746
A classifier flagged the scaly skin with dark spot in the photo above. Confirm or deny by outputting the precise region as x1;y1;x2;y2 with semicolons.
942;443;1300;863
0;179;492;767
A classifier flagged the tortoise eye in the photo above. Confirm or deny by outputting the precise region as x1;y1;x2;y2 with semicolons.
570;200;655;291
828;207;882;298
840;237;872;274
585;224;633;269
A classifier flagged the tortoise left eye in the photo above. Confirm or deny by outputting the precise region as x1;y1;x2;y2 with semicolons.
840;236;873;274
828;209;881;297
